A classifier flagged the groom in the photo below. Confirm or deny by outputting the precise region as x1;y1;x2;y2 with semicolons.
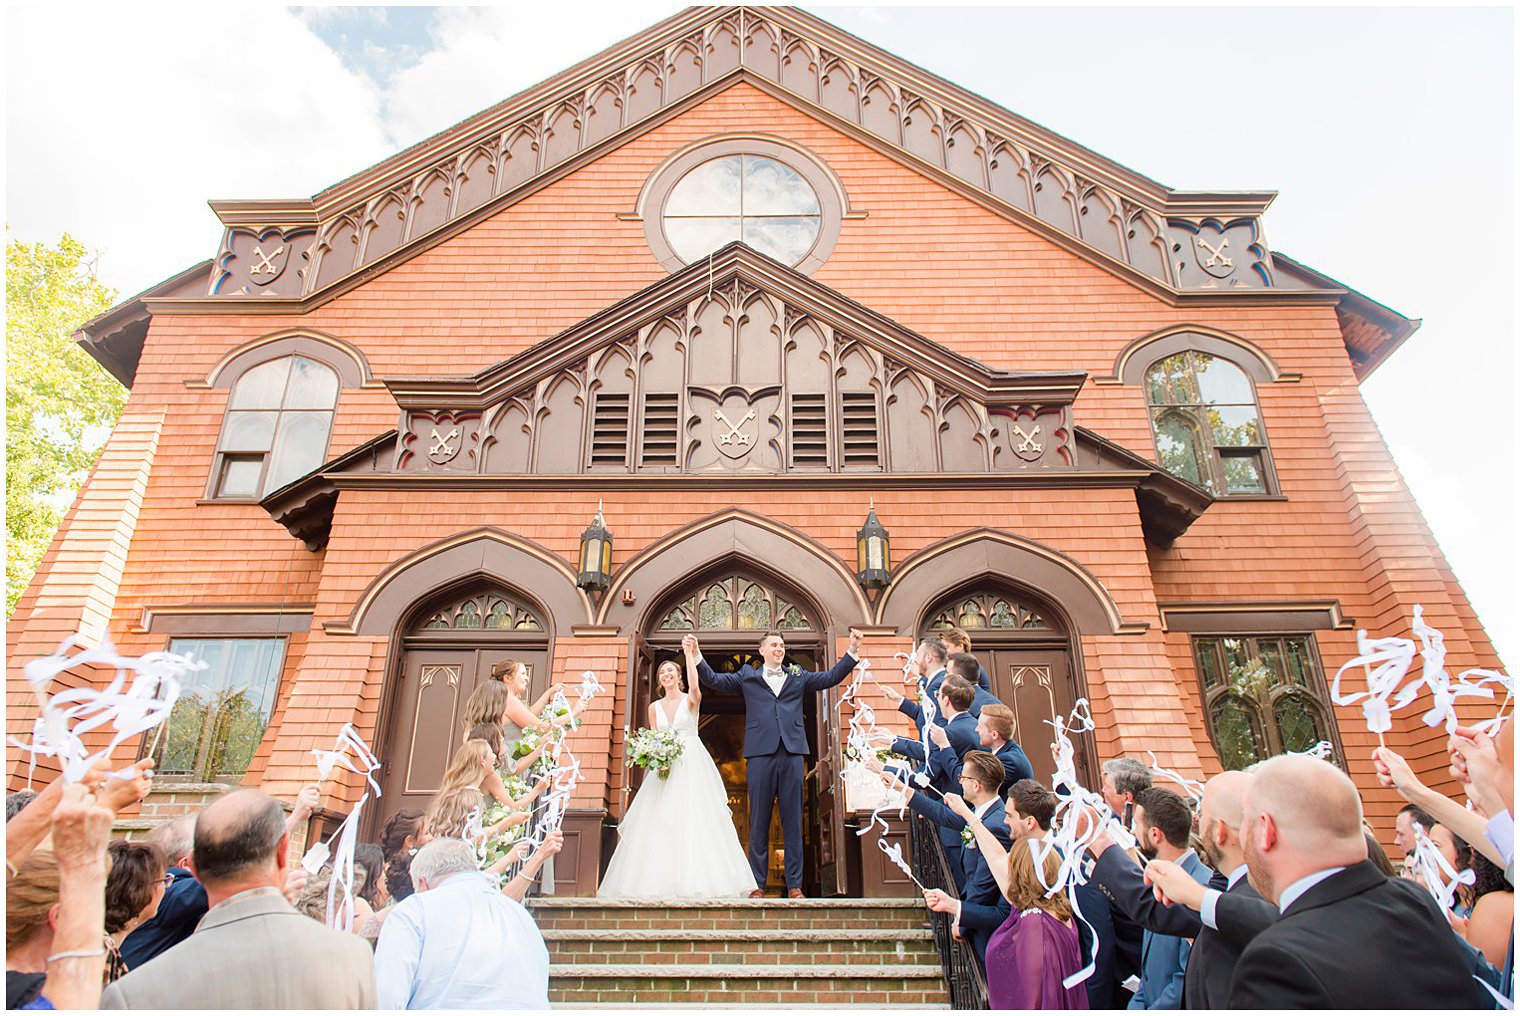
685;628;863;898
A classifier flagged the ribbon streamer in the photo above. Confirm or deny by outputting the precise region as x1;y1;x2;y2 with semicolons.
1330;630;1420;736
1026;698;1134;989
1409;820;1475;915
11;630;200;784
310;723;383;798
1411;606;1497;733
306;724;383;932
1145;750;1203;803
1287;740;1335;761
878;838;926;892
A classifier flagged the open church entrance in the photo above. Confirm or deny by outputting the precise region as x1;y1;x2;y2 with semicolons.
631;568;843;896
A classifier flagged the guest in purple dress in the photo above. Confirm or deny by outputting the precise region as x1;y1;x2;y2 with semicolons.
984;838;1089;1010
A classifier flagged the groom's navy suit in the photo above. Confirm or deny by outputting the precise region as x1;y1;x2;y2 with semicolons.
697;651;858;891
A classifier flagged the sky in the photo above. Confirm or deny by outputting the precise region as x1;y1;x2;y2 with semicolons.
4;4;1515;662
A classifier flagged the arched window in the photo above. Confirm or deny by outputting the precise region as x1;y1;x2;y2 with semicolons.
1193;634;1337;769
1145;351;1275;495
211;355;338;498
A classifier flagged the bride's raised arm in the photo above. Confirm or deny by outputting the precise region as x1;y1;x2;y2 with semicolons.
684;646;702;709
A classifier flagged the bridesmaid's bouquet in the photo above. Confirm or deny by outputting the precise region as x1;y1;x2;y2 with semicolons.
625;727;684;779
478;800;529;867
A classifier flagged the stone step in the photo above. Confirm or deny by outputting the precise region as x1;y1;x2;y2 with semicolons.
530;897;926;933
547;964;949;1007
543;927;939;965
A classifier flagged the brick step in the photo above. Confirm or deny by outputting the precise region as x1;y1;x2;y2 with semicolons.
547;964;949;1006
530;897;926;932
543;927;939;965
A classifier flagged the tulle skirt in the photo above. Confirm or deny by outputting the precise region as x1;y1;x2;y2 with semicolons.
597;732;758;899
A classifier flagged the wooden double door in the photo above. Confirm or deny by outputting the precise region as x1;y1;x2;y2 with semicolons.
380;642;550;818
975;647;1090;788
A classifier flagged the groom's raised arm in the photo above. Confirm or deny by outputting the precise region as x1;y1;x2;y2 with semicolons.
803;628;865;691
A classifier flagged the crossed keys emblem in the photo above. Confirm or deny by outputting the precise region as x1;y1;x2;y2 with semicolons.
1012;422;1044;461
249;244;285;277
714;409;755;448
1192;235;1235;279
427;426;459;464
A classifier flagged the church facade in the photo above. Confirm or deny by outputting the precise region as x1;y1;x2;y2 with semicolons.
8;7;1502;894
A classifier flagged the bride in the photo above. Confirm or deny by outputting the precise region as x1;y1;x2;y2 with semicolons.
597;638;757;899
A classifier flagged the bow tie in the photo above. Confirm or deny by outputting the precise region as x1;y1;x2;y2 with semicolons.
764;668;784;679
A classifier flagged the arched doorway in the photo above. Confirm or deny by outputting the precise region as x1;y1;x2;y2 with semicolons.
378;581;552;816
920;582;1094;786
630;567;845;895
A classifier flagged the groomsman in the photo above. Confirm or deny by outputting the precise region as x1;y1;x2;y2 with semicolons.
900;753;1013;967
882;678;979;765
930;700;1034;796
939;628;993;693
901;639;951;699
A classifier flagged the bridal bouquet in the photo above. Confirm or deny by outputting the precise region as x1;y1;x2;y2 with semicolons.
625;727;684;778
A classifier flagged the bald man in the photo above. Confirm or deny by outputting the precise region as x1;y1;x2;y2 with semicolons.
1223;756;1482;1008
103;789;376;1009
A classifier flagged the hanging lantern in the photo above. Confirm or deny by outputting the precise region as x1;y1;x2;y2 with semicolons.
856;500;891;591
577;502;613;593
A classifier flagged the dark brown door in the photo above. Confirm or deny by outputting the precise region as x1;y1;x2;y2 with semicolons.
380;645;548;817
984;648;1092;788
810;680;846;895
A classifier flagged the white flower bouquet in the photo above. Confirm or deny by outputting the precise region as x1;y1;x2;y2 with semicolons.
478;801;530;867
625;727;684;778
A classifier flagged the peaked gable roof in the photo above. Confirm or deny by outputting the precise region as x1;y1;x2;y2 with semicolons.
200;5;1297;304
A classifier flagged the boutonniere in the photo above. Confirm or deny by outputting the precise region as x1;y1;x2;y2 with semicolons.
785;663;801;678
960;827;976;847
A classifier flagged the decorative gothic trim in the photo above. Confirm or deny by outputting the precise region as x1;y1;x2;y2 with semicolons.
1101;325;1293;387
595;507;871;629
339;528;591;636
200;330;375;390
876;528;1138;636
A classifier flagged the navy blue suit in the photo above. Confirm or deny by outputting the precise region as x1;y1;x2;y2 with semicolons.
907;794;1013;967
930;739;1034;797
965;684;1000;718
697;651;858;890
1127;851;1211;1009
119;866;207;969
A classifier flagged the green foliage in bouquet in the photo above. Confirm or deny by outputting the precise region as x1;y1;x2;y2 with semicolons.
625;727;684;778
478;801;529;867
844;745;906;764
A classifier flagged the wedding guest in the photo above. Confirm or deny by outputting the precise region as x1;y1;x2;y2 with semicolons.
1124;787;1211;1008
374;837;553;1009
900;752;1013;963
1159;754;1485;1008
1394;802;1436;858
492;659;586;740
294;861;375;930
7;790;38;821
884;677;979;763
437;738;547;810
933;701;1033;795
462;687;548;776
983;838;1089;1009
381;809;430;904
910;639;951;699
101;789;376;1008
1100;758;1153;828
1364;829;1398;877
102;842;168;983
1454;843;1513;967
355;843;389;911
6;785;118;1011
945;653;1001;718
1374;746;1507;871
938;628;992;692
1006;779;1057;841
119;816;208;970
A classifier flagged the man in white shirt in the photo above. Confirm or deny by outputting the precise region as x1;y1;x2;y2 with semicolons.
375;838;552;1010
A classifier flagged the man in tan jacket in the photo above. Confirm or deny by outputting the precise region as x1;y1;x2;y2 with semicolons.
102;788;376;1009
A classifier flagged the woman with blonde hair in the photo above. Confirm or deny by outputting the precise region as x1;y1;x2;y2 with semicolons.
438;739;547;811
491;660;588;740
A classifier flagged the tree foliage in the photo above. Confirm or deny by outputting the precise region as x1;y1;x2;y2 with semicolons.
6;233;125;614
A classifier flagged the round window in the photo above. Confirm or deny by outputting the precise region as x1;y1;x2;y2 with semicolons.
641;139;846;275
663;155;821;266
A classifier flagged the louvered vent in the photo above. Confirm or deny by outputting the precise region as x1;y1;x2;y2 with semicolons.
840;392;881;468
640;393;679;466
790;393;828;468
589;393;630;466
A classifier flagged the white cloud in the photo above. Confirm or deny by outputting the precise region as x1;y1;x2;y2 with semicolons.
5;6;391;296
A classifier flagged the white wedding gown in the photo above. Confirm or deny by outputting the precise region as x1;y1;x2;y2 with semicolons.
597;694;758;899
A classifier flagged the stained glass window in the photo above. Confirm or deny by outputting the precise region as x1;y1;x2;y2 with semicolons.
1193;634;1335;768
1144;352;1274;496
655;575;817;632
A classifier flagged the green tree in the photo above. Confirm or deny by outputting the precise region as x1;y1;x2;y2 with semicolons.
6;233;124;614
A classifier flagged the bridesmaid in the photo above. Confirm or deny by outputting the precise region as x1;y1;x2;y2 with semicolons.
491;659;588;740
951;797;1088;1009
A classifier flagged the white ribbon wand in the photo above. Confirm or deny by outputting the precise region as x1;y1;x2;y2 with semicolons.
1330;630;1420;747
300;723;382;932
878;838;927;893
1411;606;1497;733
1145;750;1203;804
1410;821;1475;915
12;629;198;784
